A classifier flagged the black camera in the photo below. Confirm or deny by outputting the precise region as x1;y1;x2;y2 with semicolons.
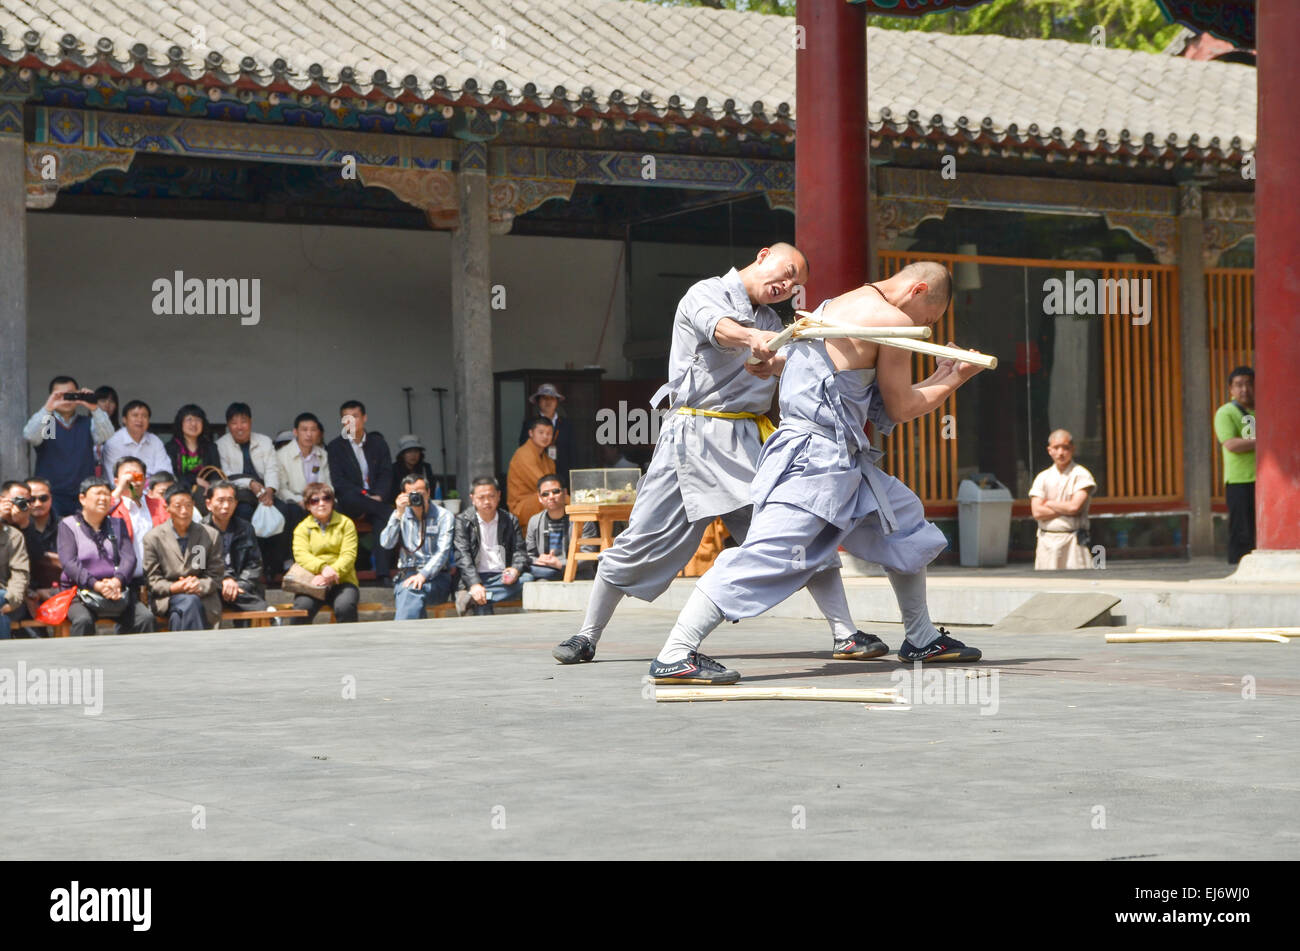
408;491;424;508
9;496;29;511
58;389;99;403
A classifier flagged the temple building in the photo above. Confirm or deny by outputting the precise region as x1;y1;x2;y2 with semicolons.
0;0;1261;561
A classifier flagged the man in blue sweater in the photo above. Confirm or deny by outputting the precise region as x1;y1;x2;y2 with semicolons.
23;376;115;519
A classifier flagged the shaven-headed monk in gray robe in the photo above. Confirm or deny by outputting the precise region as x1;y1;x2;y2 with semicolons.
552;243;887;666
649;262;988;685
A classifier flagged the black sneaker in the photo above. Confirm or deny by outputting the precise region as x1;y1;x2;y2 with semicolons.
832;630;889;660
649;651;741;685
552;636;596;665
897;628;982;663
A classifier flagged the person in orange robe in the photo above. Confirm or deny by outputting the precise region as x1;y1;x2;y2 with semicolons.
508;417;556;527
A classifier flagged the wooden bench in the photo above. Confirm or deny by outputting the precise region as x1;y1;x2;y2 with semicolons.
14;605;310;636
431;598;522;618
269;601;386;621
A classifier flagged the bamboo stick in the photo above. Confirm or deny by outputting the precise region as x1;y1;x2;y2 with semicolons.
1107;632;1290;644
1134;627;1300;638
655;685;903;703
748;315;995;369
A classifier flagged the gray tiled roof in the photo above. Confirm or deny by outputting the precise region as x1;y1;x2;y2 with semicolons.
0;0;1257;154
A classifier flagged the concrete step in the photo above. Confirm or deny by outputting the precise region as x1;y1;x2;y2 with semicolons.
523;573;1300;629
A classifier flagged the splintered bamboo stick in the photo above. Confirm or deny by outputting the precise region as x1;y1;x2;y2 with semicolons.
655;686;903;703
1135;627;1300;638
1107;632;1290;644
747;315;996;368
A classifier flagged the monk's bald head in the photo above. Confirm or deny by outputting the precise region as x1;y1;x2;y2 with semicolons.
897;261;952;317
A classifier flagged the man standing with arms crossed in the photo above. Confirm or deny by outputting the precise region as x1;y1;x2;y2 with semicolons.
553;243;881;665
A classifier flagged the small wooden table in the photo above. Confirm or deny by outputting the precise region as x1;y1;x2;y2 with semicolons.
563;503;634;582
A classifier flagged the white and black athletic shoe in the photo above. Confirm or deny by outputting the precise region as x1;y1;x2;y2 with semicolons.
649;651;741;685
552;636;596;664
832;630;890;660
896;628;982;663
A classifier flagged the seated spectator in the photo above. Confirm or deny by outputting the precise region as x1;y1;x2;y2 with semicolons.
217;401;290;573
391;435;438;500
165;404;221;502
94;386;120;429
276;412;331;537
598;442;641;470
93;385;119;478
290;483;360;624
326;400;394;577
147;471;176;501
380;474;455;620
454;477;531;616
1;480;32;533
23;477;62;598
0;500;30;639
24;375;115;518
58;477;154;635
508;416;556;527
102;399;170;479
107;456;168;591
525;475;598;581
202;480;269;622
142;485;223;631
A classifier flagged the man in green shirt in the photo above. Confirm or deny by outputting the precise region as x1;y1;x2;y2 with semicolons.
1213;366;1256;564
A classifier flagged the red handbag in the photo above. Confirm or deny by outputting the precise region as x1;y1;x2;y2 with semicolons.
35;588;77;625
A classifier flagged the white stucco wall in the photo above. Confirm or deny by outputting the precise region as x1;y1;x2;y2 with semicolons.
25;213;627;476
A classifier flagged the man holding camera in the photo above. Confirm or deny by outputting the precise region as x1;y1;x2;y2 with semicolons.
379;475;456;620
23;375;116;519
0;482;33;637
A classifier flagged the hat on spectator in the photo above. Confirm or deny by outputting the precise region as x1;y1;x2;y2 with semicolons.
396;435;425;454
529;383;566;404
273;430;294;447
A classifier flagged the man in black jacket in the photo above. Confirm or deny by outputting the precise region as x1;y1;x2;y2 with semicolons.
203;481;268;623
453;476;531;616
326;400;394;576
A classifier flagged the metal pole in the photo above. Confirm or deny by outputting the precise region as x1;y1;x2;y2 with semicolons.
402;386;414;433
431;386;449;482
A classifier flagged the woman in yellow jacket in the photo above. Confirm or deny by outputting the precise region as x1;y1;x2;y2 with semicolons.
290;482;360;624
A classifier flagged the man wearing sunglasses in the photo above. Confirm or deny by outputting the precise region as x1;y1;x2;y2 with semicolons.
525;475;599;581
22;479;61;622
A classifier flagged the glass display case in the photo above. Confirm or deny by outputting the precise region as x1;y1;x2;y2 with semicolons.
569;468;639;505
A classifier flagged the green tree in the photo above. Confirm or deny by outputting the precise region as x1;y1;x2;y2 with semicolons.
627;0;1186;53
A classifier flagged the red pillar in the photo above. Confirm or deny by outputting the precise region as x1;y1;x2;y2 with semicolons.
796;0;868;305
1254;0;1300;552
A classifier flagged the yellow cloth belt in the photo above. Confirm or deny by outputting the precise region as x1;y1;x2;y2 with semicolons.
677;406;777;443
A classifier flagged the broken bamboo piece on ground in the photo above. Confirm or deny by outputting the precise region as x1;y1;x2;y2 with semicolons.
1135;627;1300;638
655;685;903;703
1107;631;1290;644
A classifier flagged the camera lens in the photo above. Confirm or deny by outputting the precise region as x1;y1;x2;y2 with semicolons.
409;492;424;507
13;497;29;511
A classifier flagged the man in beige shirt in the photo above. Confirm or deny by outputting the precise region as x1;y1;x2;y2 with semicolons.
1028;429;1096;570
